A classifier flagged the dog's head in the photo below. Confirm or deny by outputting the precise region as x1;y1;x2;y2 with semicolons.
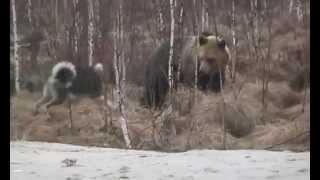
52;61;77;87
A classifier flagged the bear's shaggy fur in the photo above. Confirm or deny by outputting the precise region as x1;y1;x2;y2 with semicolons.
143;40;179;108
143;33;230;108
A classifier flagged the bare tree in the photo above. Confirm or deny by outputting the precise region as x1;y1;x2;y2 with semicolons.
72;0;80;61
88;0;94;66
192;0;199;91
301;1;309;113
230;0;237;82
261;0;273;122
27;0;33;28
176;1;184;82
12;0;20;93
113;0;132;149
55;0;59;31
200;0;205;32
158;0;165;43
168;0;175;92
120;3;126;84
289;0;294;13
296;0;303;21
211;0;219;36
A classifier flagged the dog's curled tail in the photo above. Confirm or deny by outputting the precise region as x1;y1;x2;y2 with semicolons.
93;63;104;73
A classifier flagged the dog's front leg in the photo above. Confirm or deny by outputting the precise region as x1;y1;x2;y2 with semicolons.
33;84;51;116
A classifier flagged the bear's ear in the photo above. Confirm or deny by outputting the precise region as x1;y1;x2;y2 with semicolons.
217;38;226;49
199;35;208;46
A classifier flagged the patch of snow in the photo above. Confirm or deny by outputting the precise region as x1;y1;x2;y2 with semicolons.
10;141;309;180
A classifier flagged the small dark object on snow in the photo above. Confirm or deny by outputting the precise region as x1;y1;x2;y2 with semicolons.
62;158;77;167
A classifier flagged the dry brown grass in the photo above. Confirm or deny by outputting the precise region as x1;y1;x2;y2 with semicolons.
10;76;309;151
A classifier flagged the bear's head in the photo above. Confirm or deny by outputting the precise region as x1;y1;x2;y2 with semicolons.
197;33;230;74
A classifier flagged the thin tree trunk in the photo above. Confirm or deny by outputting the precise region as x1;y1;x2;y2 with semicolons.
10;97;17;140
289;0;294;14
12;0;20;93
120;2;126;84
113;0;131;149
192;0;199;90
261;0;273;122
73;0;80;60
301;8;309;113
88;0;94;67
205;7;209;30
168;0;175;92
296;0;303;21
156;0;165;44
191;0;198;36
101;83;113;132
55;0;59;32
113;37;131;149
217;64;227;150
27;0;33;28
201;0;205;32
212;0;218;36
177;1;184;82
231;0;237;82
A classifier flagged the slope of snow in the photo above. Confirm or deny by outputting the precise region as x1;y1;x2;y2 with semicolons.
10;141;309;180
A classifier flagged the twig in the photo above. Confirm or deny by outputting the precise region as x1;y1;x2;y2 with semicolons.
68;98;73;132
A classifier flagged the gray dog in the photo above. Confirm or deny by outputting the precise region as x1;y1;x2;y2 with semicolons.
33;61;104;115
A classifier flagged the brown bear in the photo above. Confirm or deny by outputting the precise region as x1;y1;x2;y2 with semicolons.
142;32;231;108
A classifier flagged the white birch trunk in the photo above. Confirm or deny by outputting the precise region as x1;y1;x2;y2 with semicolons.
88;0;94;67
201;0;205;32
289;0;294;14
205;9;209;31
120;116;131;147
159;13;164;34
158;2;165;44
27;0;32;27
73;0;79;55
177;4;184;82
296;0;303;21
195;39;199;90
231;0;236;47
231;0;237;81
113;1;131;149
193;0;198;90
12;0;20;93
113;37;131;149
120;2;126;83
212;0;218;36
254;0;259;44
168;0;175;90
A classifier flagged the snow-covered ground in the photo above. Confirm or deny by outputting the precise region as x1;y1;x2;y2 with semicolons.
10;141;309;180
